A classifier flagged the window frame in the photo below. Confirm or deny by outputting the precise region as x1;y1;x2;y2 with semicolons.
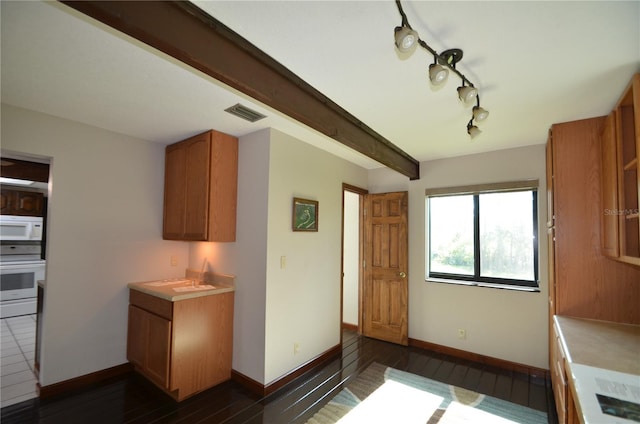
425;180;540;291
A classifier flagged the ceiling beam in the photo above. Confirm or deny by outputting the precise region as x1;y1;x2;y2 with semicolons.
60;1;420;180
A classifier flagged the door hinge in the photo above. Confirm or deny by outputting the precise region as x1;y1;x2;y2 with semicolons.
362;260;366;268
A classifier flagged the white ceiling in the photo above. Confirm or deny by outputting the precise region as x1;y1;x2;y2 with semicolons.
2;1;639;172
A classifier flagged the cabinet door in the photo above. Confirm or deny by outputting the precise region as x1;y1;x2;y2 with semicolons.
127;305;146;368
127;305;172;389
601;111;620;257
163;144;187;239
14;191;44;216
163;133;211;241
145;311;172;389
182;133;211;240
0;189;12;214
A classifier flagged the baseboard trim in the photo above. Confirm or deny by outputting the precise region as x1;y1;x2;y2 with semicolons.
341;323;358;332
409;338;549;378
38;363;133;399
232;343;341;397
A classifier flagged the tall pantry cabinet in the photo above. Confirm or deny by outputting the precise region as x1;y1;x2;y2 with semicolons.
547;117;640;423
547;117;640;325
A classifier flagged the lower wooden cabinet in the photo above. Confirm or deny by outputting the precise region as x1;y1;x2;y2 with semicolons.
127;289;234;401
551;321;580;424
551;323;568;423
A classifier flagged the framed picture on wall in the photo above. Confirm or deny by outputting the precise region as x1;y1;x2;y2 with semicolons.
292;197;318;232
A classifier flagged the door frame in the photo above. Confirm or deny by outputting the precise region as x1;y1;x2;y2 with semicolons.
340;183;368;342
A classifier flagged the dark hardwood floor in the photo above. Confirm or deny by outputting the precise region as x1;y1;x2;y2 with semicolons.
2;330;558;423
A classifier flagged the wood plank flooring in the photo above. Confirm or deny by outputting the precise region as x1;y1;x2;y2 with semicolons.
1;330;558;423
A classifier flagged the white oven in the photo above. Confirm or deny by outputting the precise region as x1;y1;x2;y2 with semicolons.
0;261;45;318
0;215;43;241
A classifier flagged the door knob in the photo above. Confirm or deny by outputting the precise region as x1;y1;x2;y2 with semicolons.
399;271;406;278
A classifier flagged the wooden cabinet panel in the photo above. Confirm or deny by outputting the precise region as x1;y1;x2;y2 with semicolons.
163;130;238;242
546;131;555;228
601;111;620;257
182;134;210;240
0;188;44;216
549;118;640;324
145;311;172;388
163;144;187;240
127;305;171;388
614;75;640;265
170;292;234;395
129;289;172;320
551;325;567;424
127;289;234;401
127;306;146;369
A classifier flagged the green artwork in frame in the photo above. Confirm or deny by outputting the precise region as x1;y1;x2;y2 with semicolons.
292;197;318;232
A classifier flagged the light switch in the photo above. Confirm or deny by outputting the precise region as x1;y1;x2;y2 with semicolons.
280;256;286;269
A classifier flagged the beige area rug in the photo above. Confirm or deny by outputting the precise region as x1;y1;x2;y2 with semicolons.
305;362;548;424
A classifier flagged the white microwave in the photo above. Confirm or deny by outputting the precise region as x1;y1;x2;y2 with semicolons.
0;215;44;241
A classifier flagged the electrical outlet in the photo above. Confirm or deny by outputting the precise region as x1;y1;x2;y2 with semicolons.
170;255;178;267
457;329;466;340
293;343;300;354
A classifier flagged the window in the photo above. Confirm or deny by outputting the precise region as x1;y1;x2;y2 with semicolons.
426;181;539;289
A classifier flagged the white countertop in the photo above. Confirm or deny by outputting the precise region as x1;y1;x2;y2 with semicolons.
128;271;235;302
554;316;640;424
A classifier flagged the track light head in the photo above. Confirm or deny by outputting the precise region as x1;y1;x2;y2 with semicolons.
472;106;489;122
394;25;419;53
467;121;481;138
428;63;449;86
457;85;478;104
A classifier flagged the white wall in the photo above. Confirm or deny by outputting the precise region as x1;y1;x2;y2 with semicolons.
190;129;270;383
368;145;549;369
263;129;368;384
342;191;359;326
1;104;190;385
192;128;368;385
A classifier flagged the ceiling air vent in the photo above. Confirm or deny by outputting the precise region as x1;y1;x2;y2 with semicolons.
224;103;267;123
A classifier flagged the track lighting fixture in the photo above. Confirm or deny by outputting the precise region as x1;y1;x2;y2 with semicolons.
393;0;488;137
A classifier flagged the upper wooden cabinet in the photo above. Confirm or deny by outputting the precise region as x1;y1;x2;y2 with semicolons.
0;188;44;216
163;130;238;241
601;111;620;258
601;74;640;266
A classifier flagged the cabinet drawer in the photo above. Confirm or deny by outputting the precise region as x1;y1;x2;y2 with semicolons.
129;290;173;320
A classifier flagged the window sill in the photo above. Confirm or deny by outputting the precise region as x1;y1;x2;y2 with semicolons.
426;277;540;293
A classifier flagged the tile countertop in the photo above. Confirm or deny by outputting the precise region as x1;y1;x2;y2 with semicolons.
128;270;235;302
554;315;640;424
